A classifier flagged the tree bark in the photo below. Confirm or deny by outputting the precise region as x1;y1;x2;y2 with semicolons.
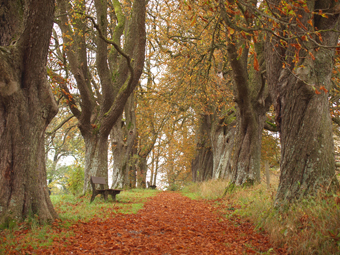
83;134;109;191
211;117;236;180
230;104;267;185
0;0;23;46
111;120;127;188
265;0;340;205
276;53;339;204
0;0;58;226
111;94;137;188
136;156;147;188
192;114;214;182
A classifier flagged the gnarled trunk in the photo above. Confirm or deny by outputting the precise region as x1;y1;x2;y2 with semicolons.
276;65;338;204
230;107;266;185
111;120;127;188
211;118;236;180
111;94;137;188
0;0;58;226
82;133;108;193
224;35;269;186
264;0;340;206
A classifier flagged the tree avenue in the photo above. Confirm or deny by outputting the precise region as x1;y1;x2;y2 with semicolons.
155;0;340;204
0;0;58;226
1;0;340;229
215;0;340;203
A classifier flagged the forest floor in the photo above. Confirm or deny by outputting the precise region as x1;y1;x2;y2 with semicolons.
4;192;287;254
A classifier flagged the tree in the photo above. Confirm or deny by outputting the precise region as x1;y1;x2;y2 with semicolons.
0;0;58;225
52;0;146;192
217;0;272;187
143;0;238;185
263;0;340;205
45;110;84;190
111;93;138;188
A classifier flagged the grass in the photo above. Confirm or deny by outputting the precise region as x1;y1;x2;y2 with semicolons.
0;188;159;253
181;179;230;200
182;172;340;255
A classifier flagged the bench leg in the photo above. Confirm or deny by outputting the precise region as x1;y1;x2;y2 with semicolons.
103;191;108;202
90;192;96;203
110;193;116;201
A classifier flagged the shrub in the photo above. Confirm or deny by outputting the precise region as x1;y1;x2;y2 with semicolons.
66;165;84;195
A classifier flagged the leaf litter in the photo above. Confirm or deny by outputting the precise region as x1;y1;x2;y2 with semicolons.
7;192;287;254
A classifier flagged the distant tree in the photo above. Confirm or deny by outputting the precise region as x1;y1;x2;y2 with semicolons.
0;0;58;225
45;110;84;189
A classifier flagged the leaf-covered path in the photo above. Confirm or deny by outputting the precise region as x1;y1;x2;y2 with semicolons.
33;192;285;254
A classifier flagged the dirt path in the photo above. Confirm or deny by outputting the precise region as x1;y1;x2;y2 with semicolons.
33;192;285;254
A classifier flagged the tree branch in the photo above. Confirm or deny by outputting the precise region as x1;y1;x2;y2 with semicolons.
85;14;134;86
46;115;75;136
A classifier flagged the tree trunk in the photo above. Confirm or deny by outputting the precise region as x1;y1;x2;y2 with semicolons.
111;120;127;188
224;35;269;186
82;134;109;193
111;120;137;189
153;146;161;186
149;150;155;186
275;52;339;204
230;107;266;185
264;0;340;206
192;114;214;182
275;67;339;204
0;0;58;226
211;114;236;180
218;1;271;186
111;94;137;188
136;156;147;188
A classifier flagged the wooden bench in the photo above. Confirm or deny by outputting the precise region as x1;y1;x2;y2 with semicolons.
90;176;122;203
147;181;157;189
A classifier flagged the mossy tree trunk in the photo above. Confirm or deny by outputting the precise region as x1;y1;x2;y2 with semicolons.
265;0;340;206
111;94;137;189
0;0;59;226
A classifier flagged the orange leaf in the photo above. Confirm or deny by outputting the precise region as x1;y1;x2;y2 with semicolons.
190;16;196;27
308;19;313;27
308;51;315;60
320;86;328;93
237;46;243;57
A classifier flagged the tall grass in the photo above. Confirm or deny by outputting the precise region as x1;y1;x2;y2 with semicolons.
181;179;230;199
183;173;340;254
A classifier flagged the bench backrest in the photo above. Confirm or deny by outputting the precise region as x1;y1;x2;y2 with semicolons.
91;176;106;185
